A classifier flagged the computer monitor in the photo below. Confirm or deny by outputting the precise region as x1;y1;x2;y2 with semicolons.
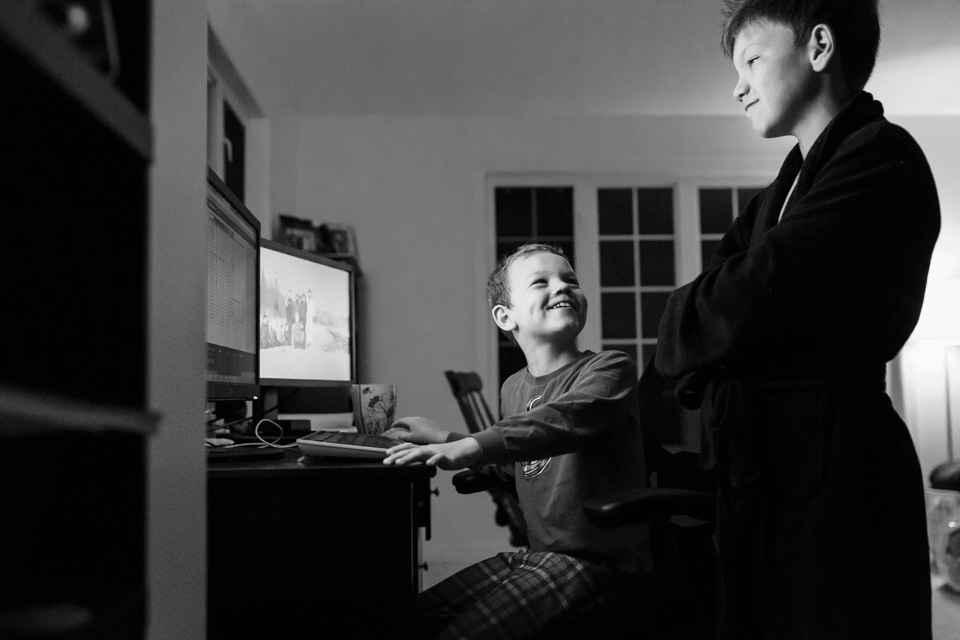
205;170;260;402
257;239;356;418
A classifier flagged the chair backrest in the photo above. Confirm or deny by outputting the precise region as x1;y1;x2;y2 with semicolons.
443;369;529;547
444;370;497;433
635;353;718;638
636;357;712;492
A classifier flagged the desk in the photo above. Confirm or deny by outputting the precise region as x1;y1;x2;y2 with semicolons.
207;449;435;639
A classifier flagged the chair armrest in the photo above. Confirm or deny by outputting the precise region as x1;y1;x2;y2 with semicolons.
584;487;715;527
931;460;960;491
452;468;510;494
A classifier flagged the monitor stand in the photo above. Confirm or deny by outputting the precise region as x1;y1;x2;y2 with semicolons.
254;387;280;423
253;387;311;435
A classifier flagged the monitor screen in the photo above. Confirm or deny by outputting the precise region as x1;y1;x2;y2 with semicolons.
206;170;260;401
258;239;355;386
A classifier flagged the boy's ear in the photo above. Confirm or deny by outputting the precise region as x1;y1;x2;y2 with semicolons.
807;23;836;73
492;304;517;334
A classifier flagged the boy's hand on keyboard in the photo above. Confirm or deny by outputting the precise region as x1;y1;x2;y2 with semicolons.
382;438;481;470
386;417;450;444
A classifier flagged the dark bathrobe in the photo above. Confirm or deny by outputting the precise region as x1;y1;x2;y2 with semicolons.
655;92;940;639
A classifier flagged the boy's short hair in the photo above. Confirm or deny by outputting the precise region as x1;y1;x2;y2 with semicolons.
720;0;880;92
487;243;568;343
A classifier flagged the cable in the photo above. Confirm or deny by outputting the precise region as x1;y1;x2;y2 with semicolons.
251;418;299;448
211;418;298;450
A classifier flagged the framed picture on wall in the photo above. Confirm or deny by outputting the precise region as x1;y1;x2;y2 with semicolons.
276;214;319;253
319;223;360;271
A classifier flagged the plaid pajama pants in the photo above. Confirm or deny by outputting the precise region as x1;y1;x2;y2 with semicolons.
415;550;634;640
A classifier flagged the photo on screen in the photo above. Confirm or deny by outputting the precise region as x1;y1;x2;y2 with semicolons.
259;243;352;383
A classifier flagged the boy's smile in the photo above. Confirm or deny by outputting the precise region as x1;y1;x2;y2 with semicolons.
497;252;588;347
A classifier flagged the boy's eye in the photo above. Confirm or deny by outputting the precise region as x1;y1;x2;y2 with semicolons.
747;56;759;67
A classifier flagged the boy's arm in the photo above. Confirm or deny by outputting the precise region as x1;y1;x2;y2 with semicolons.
655;125;939;381
474;351;638;465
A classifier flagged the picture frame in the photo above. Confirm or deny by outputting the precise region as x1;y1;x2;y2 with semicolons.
319;223;361;272
39;0;121;82
276;214;319;253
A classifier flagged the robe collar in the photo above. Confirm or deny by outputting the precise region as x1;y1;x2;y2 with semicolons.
754;91;886;238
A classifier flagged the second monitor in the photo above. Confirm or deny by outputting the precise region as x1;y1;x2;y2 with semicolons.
257;239;356;423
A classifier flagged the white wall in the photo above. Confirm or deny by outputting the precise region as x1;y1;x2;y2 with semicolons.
149;1;208;637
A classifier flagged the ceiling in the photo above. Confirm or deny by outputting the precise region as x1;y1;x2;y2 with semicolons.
207;0;960;117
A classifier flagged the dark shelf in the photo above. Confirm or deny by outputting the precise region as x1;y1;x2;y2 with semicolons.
0;1;153;160
2;1;152;408
0;387;160;437
1;3;153;638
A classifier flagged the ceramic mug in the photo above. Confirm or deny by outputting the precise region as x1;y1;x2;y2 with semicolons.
352;384;397;436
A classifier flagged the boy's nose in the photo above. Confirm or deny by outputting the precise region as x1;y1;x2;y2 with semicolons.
733;75;747;102
552;280;571;294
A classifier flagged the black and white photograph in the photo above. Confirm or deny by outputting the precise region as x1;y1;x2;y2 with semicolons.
9;1;959;638
259;245;352;382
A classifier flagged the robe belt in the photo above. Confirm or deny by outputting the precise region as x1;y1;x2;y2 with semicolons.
674;365;887;486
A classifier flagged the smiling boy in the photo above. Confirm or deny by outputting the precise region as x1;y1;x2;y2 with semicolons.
654;1;940;638
384;244;649;639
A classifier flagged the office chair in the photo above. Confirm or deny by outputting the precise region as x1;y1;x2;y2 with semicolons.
448;362;718;639
443;370;528;547
931;460;960;491
583;361;718;639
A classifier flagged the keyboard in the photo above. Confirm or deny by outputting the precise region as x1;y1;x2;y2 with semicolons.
296;431;405;459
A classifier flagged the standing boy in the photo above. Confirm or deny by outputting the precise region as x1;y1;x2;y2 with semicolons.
655;1;940;638
384;243;649;639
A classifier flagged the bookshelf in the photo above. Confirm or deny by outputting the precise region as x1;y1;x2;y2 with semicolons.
0;2;155;638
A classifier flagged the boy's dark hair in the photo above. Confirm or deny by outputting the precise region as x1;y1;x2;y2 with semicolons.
720;0;880;92
487;243;568;343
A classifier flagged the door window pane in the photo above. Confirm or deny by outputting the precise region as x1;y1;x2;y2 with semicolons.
601;292;637;339
495;188;533;236
600;241;635;287
699;188;733;234
638;240;675;286
641;291;671;339
636;188;673;234
597;189;633;235
536;188;574;236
